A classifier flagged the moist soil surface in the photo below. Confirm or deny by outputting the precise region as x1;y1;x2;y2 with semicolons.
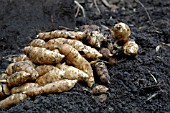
0;0;170;112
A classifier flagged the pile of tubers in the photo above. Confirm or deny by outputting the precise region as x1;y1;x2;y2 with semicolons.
0;22;139;109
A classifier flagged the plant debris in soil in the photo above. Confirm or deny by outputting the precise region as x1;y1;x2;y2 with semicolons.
0;0;170;112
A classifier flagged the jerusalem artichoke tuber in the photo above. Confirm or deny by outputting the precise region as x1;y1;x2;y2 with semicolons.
11;83;39;94
23;46;64;64
0;71;31;88
45;38;102;59
57;63;89;82
37;30;86;40
36;67;65;86
92;85;109;95
35;65;57;76
30;39;46;47
95;61;110;84
0;93;28;109
58;44;94;87
24;79;77;96
112;22;131;43
86;31;106;48
42;79;77;94
122;40;139;56
12;61;39;80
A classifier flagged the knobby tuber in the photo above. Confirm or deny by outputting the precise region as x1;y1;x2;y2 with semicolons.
92;85;109;95
36;67;65;86
112;22;131;43
23;46;64;64
42;79;77;94
0;71;31;88
123;40;139;56
57;63;89;83
45;38;102;60
11;83;39;94
12;61;39;80
35;65;57;76
37;30;86;40
0;93;28;109
58;44;94;87
24;79;77;97
30;39;46;47
95;61;110;84
86;31;106;48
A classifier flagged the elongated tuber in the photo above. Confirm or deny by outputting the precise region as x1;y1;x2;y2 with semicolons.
0;93;28;109
86;31;106;48
24;79;77;96
42;79;77;94
57;63;89;82
13;61;39;80
0;71;31;88
36;68;65;86
23;86;43;97
11;83;39;94
30;39;46;47
95;61;110;84
35;65;57;76
23;46;64;64
37;30;86;40
58;44;94;87
45;38;102;59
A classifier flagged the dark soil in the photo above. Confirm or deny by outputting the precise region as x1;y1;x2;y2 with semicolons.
0;0;170;113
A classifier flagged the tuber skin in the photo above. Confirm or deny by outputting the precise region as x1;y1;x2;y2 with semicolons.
112;22;131;43
0;93;28;109
24;79;77;97
57;63;89;82
23;87;43;97
11;83;39;94
45;38;102;60
42;79;77;94
58;44;94;87
92;85;109;95
30;39;46;47
95;61;110;84
122;40;139;56
86;31;106;48
37;30;86;41
23;46;64;65
35;65;57;77
0;84;10;98
36;67;65;86
1;71;31;88
11;61;39;80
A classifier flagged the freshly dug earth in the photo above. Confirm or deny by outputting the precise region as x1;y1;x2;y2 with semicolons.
0;0;170;112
